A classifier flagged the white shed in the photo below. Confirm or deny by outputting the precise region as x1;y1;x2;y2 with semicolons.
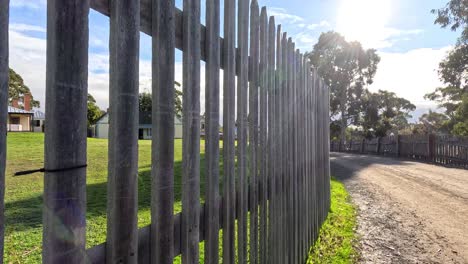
93;112;183;139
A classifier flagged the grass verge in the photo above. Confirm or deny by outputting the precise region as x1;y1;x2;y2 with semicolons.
307;177;358;264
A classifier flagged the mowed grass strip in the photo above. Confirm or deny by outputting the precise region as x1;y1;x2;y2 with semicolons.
5;133;223;263
307;178;358;264
5;133;350;263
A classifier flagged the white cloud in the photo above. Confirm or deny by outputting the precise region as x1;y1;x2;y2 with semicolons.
8;27;114;111
369;46;452;110
10;0;46;9
268;7;304;24
298;20;331;31
364;27;424;49
266;7;331;52
9;23;46;33
294;33;316;51
8;25;212;116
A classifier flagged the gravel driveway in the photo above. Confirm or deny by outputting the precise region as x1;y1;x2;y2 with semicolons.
331;152;468;264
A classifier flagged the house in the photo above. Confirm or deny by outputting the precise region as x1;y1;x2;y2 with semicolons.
6;93;37;132
7;106;34;132
93;111;183;139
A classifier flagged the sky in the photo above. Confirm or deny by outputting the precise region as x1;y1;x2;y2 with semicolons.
7;0;460;121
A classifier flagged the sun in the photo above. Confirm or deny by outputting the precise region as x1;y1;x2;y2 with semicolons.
337;0;392;48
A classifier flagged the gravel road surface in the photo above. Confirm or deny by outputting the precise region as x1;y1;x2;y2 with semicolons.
331;152;468;264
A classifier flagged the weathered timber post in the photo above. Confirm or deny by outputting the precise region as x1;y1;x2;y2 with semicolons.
223;0;236;263
428;134;436;162
0;1;8;262
248;2;259;263
44;1;89;262
151;0;176;263
377;137;381;155
204;0;221;263
258;9;268;264
396;135;400;157
236;0;249;262
267;15;277;264
182;0;201;262
107;0;140;263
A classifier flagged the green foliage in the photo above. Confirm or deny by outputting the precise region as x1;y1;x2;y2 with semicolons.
361;90;415;137
8;68;40;108
307;178;358;264
307;31;380;140
424;45;467;135
139;81;183;118
431;0;468;44
451;94;468;136
425;45;468;115
138;91;152;112
87;94;102;127
427;1;468;136
418;110;450;134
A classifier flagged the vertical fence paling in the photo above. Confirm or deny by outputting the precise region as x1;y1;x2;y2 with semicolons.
223;0;236;263
259;8;268;264
249;1;260;263
0;1;8;262
266;15;276;264
151;0;175;262
43;1;89;262
204;0;220;263
1;1;333;263
331;134;468;168
236;0;249;263
107;0;140;263
182;0;201;262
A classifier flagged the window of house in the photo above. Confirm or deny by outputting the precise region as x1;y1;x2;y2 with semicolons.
33;120;41;127
147;128;152;137
10;117;20;124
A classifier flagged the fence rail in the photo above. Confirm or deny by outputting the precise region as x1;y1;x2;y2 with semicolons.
0;0;331;263
331;134;468;168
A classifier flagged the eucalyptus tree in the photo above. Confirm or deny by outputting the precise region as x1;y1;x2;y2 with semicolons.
307;31;380;142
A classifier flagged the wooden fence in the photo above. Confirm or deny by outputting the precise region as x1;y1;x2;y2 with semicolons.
331;134;468;168
0;0;331;263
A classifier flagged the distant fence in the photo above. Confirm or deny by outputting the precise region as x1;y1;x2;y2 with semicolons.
331;134;468;168
0;0;331;263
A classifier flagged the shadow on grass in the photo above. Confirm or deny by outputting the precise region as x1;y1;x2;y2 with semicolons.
5;151;228;233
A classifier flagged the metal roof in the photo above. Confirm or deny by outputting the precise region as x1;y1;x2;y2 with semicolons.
34;110;46;120
8;106;34;114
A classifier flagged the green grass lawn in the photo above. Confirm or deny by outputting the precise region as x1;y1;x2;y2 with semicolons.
4;132;218;263
4;133;356;263
307;178;359;264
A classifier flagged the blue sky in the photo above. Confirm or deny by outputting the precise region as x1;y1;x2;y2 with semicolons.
7;0;459;120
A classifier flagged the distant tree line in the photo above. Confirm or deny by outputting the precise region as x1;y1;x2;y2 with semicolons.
422;0;468;136
307;31;415;140
8;68;185;128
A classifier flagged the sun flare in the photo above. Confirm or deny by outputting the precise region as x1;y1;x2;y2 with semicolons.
337;0;392;48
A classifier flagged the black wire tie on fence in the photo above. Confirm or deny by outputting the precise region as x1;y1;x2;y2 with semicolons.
14;164;88;176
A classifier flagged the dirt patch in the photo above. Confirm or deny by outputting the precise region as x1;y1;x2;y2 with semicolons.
331;153;467;264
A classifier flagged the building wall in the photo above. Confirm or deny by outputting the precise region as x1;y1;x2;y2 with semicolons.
96;123;109;139
95;114;109;139
7;114;31;131
33;119;45;132
94;114;184;139
175;124;183;139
